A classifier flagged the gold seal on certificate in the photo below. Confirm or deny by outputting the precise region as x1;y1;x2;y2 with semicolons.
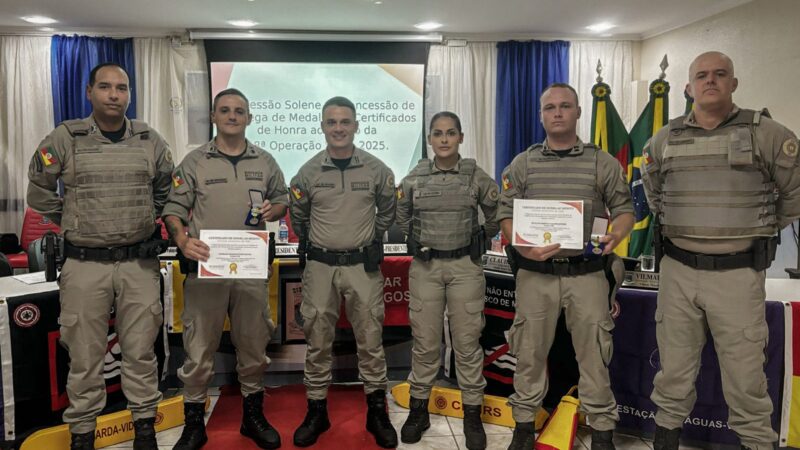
512;199;584;249
198;230;270;279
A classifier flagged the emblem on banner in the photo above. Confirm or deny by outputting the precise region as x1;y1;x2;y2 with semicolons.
14;303;40;327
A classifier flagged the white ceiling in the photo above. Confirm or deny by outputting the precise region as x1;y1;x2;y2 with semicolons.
0;0;751;40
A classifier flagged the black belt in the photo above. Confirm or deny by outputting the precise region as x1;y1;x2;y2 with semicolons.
307;246;365;266
65;241;154;262
413;245;471;260
517;254;606;276
663;239;758;271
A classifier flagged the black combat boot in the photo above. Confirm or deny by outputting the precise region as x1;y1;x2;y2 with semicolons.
293;398;331;447
653;425;681;450
507;422;535;450
463;404;487;450
173;402;207;450
133;417;158;450
240;391;281;449
366;390;398;449
400;397;430;443
70;431;95;450
591;428;615;450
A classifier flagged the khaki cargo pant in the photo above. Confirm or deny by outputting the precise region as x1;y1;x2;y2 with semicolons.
507;268;618;431
300;260;387;400
58;258;163;434
651;255;776;450
407;256;486;406
179;275;274;403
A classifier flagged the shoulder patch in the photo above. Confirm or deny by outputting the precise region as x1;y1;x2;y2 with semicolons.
387;175;395;187
38;146;56;166
501;174;513;191
172;168;186;188
782;138;798;158
488;185;499;201
291;185;305;200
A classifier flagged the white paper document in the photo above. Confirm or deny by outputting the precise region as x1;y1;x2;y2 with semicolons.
198;230;270;279
512;199;584;249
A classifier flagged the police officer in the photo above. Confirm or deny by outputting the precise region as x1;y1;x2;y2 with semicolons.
289;96;397;448
396;111;498;449
642;51;800;450
498;83;634;450
163;88;288;450
26;62;173;450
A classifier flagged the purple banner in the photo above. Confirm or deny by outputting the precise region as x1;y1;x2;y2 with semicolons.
610;289;784;444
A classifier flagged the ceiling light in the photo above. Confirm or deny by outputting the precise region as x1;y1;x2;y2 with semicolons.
586;22;615;32
40;27;54;32
374;1;383;4
228;19;258;28
21;16;57;25
414;22;442;31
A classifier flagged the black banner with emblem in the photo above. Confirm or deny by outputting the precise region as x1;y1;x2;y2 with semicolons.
1;290;168;446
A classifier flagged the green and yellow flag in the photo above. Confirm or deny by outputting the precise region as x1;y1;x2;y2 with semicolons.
591;81;632;256
627;79;670;258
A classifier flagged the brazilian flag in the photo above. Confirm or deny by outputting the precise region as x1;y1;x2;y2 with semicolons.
591;81;632;256
627;79;670;258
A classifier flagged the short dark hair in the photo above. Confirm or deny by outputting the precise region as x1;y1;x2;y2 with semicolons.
213;88;250;112
540;82;580;107
429;111;463;133
88;62;130;87
322;96;356;118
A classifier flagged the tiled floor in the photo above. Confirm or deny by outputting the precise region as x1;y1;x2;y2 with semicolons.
103;387;696;450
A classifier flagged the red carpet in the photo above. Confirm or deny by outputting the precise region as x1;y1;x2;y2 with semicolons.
205;384;391;449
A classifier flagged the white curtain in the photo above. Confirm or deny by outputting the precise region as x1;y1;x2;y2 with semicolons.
134;38;209;164
0;36;54;234
426;42;497;178
569;40;635;140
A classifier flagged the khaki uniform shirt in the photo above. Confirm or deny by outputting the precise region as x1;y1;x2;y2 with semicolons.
395;158;500;239
498;139;633;257
642;105;800;254
27;116;173;244
162;140;289;236
289;148;396;250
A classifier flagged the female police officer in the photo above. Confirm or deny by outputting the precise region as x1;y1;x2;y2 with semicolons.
395;112;499;450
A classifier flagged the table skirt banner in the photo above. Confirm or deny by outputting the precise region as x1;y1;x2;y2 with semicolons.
782;301;800;448
610;290;783;445
478;273;786;445
0;290;168;446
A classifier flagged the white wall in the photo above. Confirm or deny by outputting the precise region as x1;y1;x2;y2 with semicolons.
640;0;800;131
640;0;800;278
